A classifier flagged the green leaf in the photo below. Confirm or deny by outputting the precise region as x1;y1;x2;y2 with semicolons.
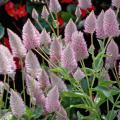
31;107;43;119
106;110;117;120
77;111;82;120
67;4;76;13
24;107;32;119
0;23;4;39
98;39;104;50
82;67;94;76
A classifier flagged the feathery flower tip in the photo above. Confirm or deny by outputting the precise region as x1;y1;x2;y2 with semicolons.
49;0;61;13
64;19;77;44
73;67;85;81
50;38;62;64
7;28;26;58
105;39;119;69
38;69;51;90
61;44;77;72
22;19;40;50
84;11;96;33
71;31;89;61
78;0;92;9
41;6;49;20
96;10;105;39
45;86;60;113
25;50;41;79
75;6;81;17
40;29;51;46
32;8;38;20
10;89;25;118
103;8;120;37
112;0;120;8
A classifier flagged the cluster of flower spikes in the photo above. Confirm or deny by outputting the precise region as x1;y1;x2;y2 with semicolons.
1;0;120;119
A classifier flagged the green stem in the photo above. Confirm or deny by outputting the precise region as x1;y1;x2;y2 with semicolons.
116;7;119;17
55;13;59;37
36;19;43;30
20;58;26;104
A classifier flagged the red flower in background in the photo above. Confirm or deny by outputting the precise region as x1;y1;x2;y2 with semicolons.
4;1;27;20
57;16;64;27
3;37;21;69
61;0;73;3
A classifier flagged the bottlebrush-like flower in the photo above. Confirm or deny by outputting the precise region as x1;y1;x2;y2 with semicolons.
45;86;60;113
25;50;41;79
105;40;119;69
73;67;85;81
84;11;96;33
50;38;62;64
61;45;77;73
26;75;45;106
71;31;89;61
0;45;16;74
49;0;61;13
112;0;120;8
96;10;105;39
64;19;77;44
22;19;40;50
103;8;120;37
56;106;68;120
38;69;51;91
75;6;81;18
40;29;51;46
41;6;49;20
117;111;120;120
78;0;92;9
100;68;110;81
7;29;26;58
32;8;38;20
50;73;68;92
10;89;26;118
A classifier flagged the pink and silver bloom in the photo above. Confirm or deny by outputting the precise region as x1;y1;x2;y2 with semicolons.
105;39;119;69
25;50;41;79
112;0;120;8
49;0;61;13
103;8;120;37
73;67;85;81
32;8;39;20
96;10;106;39
10;89;26;118
22;19;40;50
40;29;51;46
61;45;77;73
0;45;16;74
84;11;96;33
75;6;81;18
45;86;60;113
7;29;26;58
64;19;77;44
71;31;89;61
41;6;49;20
78;0;92;9
50;38;62;65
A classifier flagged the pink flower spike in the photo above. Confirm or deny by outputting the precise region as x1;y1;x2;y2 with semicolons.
50;38;62;65
40;29;51;46
32;8;39;20
84;11;96;33
64;19;77;44
103;8;120;37
112;0;120;8
0;45;16;74
61;44;77;73
7;28;26;58
73;67;85;81
25;50;41;79
78;0;92;9
41;6;49;20
117;111;120;120
96;10;106;39
50;73;68;92
75;6;81;18
10;89;26;118
71;31;89;61
105;39;119;69
56;106;68;120
49;0;61;13
22;19;40;50
45;86;60;113
38;69;51;91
